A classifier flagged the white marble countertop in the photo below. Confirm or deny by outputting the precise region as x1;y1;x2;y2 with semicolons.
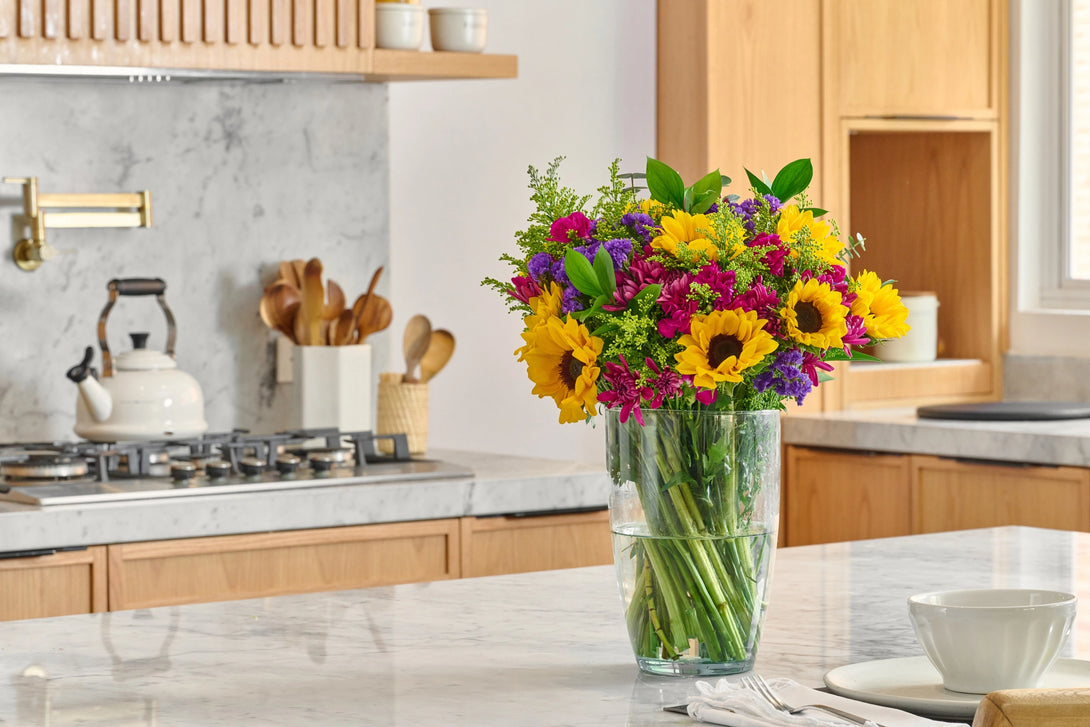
783;407;1090;467
0;449;610;553
0;525;1082;726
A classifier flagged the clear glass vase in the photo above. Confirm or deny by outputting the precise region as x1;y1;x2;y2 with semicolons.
607;408;781;676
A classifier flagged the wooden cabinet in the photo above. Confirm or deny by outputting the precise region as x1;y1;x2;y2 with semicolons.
459;509;612;578
825;0;1000;118
107;519;461;610
0;0;516;80
0;546;107;622
785;446;911;546
913;455;1090;533
657;0;1010;411
785;446;1090;545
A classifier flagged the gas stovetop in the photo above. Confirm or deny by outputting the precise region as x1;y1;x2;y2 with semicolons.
0;428;473;506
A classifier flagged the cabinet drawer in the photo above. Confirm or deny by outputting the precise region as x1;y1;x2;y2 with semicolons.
0;546;107;621
107;520;461;610
460;510;612;578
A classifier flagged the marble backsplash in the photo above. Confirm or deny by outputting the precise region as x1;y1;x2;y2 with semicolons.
1003;353;1090;402
0;77;389;441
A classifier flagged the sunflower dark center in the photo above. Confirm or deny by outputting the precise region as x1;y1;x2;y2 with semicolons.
559;351;583;389
708;335;744;368
795;301;823;333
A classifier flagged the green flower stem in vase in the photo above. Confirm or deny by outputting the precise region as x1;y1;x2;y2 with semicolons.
607;407;780;676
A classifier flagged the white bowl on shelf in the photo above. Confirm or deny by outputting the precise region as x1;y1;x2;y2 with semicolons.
375;4;426;50
428;8;487;53
908;588;1077;694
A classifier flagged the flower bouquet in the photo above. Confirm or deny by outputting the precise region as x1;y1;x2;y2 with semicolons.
484;157;909;674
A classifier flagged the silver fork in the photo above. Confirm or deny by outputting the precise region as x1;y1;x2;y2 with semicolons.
740;673;889;727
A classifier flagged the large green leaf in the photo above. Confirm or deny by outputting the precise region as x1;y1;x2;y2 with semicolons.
563;250;602;297
646;157;685;207
689;189;720;215
745;168;773;197
770;158;813;201
592;246;617;295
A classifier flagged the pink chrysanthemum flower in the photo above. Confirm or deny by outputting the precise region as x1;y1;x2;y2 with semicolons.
800;351;835;387
748;232;789;277
509;276;541;305
842;314;869;349
598;355;649;425
657;272;697;338
694;264;736;310
604;257;667;312
548;211;596;243
643;357;682;408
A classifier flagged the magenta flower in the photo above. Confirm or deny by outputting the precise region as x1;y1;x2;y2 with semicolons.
842;314;869;349
694;263;736;310
731;276;780;323
657;272;698;338
643;358;682;408
548;211;596;243
605;257;668;311
598;356;650;425
800;351;835;387
509;276;541;304
748;232;789;277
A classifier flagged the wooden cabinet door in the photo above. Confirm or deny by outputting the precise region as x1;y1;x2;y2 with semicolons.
0;546;107;621
107;520;460;610
785;446;911;546
827;0;1001;118
460;510;612;578
912;455;1090;533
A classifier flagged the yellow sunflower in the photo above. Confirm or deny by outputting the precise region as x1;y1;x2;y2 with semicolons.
782;278;849;349
651;211;719;260
522;316;603;423
674;309;778;389
776;204;843;266
850;270;910;340
515;282;564;361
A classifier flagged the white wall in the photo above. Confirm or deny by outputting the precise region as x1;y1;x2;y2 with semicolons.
388;1;656;464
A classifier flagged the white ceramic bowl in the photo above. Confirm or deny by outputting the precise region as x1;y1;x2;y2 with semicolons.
908;588;1077;694
428;8;487;53
375;4;425;50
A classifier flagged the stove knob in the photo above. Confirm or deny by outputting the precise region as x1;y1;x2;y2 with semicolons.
275;454;301;477
310;453;336;474
205;460;232;479
170;461;198;482
238;457;266;478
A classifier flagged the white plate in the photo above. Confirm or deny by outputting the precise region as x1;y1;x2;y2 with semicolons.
824;656;1090;719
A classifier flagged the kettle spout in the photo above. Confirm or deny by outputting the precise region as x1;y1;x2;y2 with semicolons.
67;346;113;423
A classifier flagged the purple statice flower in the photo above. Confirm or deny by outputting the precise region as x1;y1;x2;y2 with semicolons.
551;259;569;285
528;252;554;282
560;285;584;315
620;212;656;243
705;202;719;214
574;240;601;263
842;314;869;349
643;357;682;408
657;272;698;338
754;349;812;404
747;232;789;277
598;356;650;425
729;195;782;234
694;263;736;310
764;194;782;214
548;212;596;243
573;238;632;271
604;256;667;311
509;276;541;304
800;351;835;387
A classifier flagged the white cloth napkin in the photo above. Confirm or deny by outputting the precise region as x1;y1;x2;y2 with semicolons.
685;677;961;727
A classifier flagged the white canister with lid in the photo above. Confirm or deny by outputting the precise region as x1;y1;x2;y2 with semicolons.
428;8;487;52
878;291;939;363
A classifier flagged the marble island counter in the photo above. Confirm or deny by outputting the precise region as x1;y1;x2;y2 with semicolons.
0;526;1085;726
0;449;610;553
783;407;1090;467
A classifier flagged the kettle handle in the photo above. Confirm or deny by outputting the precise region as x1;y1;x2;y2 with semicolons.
97;277;177;377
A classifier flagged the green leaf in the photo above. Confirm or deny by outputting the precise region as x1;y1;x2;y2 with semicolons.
563;250;602;297
823;348;883;363
745;168;773;197
803;207;828;217
646;157;686;207
691;169;724;202
689;189;720;214
849;350;884;362
682;186;694;212
592;246;617;295
770;158;813;201
591;321;619;337
817;370;836;384
630;283;662;307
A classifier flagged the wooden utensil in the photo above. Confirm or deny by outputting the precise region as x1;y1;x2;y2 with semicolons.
358;294;392;343
323;280;346;321
299;258;325;346
331;309;356;345
420;329;455;382
349;266;385;336
277;260;299;288
261;281;301;341
402;314;432;382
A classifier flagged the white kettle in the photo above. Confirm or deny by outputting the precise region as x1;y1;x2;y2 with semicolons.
66;278;208;442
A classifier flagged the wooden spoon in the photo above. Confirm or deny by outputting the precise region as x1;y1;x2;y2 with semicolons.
299;258;325;346
323;280;346;321
277;260;299;288
331;309;356;345
420;329;455;382
358;295;392;343
261;281;301;341
402;314;432;383
349;266;385;334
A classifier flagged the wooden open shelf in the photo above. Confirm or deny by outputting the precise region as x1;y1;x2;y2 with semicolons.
368;50;516;81
842;118;1003;406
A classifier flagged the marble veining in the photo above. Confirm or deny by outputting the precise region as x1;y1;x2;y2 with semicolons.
783;407;1090;467
0;77;389;442
0;449;610;552
0;526;1084;725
